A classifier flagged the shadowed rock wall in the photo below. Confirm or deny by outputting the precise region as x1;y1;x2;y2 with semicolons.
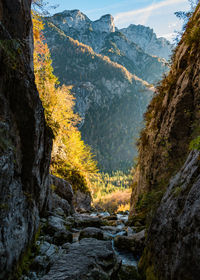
0;0;52;277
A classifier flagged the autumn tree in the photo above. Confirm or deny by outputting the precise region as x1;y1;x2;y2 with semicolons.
32;13;98;192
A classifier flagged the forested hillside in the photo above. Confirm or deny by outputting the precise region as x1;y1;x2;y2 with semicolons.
33;13;98;192
42;11;169;171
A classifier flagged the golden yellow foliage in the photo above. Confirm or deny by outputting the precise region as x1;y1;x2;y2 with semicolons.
93;188;131;213
32;13;98;192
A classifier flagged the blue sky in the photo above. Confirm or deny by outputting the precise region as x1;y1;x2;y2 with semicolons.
47;0;191;41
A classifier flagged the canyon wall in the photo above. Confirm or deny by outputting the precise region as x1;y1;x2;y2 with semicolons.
130;4;200;279
0;0;52;277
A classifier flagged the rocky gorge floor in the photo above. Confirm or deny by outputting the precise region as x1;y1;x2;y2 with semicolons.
21;207;145;280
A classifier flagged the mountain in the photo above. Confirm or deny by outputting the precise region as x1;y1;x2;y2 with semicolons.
43;10;172;172
120;24;172;61
48;10;170;84
129;3;200;279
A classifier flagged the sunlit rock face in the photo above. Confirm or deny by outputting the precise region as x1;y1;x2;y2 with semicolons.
0;0;52;277
44;10;172;172
50;9;91;32
120;24;172;60
47;10;171;83
93;14;115;33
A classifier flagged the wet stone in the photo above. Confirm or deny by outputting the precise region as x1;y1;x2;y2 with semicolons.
114;230;145;257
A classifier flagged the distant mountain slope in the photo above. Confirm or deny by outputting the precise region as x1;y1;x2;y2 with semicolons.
44;21;153;171
100;31;167;84
120;24;172;61
43;10;172;172
48;10;170;84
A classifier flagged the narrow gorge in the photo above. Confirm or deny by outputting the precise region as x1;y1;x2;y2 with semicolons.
0;0;200;280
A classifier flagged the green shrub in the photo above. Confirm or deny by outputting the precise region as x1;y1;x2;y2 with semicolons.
189;135;200;151
186;25;200;45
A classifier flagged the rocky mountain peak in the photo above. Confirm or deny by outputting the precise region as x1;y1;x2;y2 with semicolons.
120;24;172;60
93;14;115;33
51;9;90;31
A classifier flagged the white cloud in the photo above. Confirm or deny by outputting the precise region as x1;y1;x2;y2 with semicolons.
162;32;176;42
115;0;188;26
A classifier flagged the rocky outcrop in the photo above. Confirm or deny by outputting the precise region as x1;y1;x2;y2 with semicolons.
50;175;73;204
129;3;200;279
79;227;104;240
140;150;200;279
49;175;75;215
42;238;120;280
93;14;115;33
120;24;172;60
0;0;52;277
114;230;145;258
73;190;92;212
50;9;91;32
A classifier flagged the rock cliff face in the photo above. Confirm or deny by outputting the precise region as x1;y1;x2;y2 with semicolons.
0;0;52;277
47;10;170;84
44;10;170;172
129;4;200;279
120;24;172;60
93;14;115;33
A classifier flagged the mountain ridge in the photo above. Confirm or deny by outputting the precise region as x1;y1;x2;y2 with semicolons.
43;9;172;172
48;9;172;60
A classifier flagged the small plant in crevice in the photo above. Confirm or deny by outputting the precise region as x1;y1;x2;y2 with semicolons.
189;135;200;151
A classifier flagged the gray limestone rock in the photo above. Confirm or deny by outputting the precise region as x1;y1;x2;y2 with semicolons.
50;175;73;204
73;213;104;228
120;24;172;61
114;230;145;257
79;227;104;240
73;190;92;212
143;151;200;279
0;0;52;277
42;238;120;280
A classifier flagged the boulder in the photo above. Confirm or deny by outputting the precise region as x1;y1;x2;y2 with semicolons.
42;215;67;236
79;227;104;240
106;220;118;227
42;238;120;280
31;241;64;273
118;264;140;280
53;230;73;246
73;214;104;228
126;227;135;236
114;230;145;257
51;192;73;216
103;215;118;221
101;226;125;235
73;190;92;212
50;175;73;204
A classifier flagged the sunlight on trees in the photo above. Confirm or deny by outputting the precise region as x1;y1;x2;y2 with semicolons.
32;13;98;192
